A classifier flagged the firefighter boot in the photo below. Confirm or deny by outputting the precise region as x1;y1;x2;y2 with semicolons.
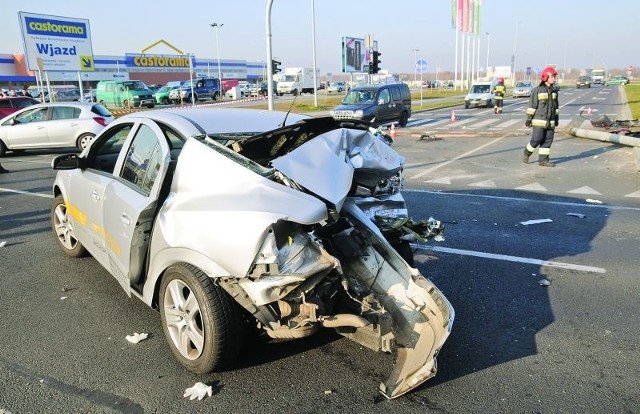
538;155;555;167
522;149;532;164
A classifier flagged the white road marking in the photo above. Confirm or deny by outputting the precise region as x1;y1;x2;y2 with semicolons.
515;182;548;192
417;245;606;274
468;179;497;188
0;187;52;198
625;190;640;198
568;186;602;195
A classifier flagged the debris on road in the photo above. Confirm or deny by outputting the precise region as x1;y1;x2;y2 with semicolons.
125;332;149;344
0;241;6;248
184;382;213;401
566;213;586;219
539;279;551;286
520;218;553;226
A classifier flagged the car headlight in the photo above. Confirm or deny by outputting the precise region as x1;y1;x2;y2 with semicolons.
329;110;335;117
354;110;364;118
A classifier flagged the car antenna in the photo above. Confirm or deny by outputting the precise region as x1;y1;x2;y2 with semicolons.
279;93;298;127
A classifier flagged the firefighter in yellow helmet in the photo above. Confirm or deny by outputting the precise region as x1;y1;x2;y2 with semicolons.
523;66;559;167
493;77;506;114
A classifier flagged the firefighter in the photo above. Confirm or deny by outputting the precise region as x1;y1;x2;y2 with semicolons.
493;77;506;114
523;66;559;167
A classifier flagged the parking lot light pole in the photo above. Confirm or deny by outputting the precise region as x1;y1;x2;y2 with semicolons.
210;22;224;98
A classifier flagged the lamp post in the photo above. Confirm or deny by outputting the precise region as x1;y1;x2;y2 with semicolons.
485;32;490;75
411;48;420;84
311;0;318;107
210;22;224;98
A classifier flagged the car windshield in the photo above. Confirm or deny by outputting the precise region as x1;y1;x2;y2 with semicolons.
471;85;490;93
516;82;530;87
156;86;171;93
122;81;147;90
342;90;375;104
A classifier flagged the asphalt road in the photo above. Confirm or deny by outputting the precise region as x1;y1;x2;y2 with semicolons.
0;84;638;413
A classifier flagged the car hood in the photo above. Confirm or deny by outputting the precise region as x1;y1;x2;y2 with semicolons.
333;103;374;111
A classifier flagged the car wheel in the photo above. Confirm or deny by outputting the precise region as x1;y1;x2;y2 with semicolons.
146;102;155;109
0;140;7;157
76;133;95;151
162;97;169;105
464;104;469;109
399;111;409;127
51;194;87;258
292;89;298;97
122;100;129;108
159;263;244;374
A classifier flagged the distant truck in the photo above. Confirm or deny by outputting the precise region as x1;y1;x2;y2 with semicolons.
590;68;606;85
276;67;319;96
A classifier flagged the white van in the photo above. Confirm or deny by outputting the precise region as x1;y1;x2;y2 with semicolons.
464;79;498;108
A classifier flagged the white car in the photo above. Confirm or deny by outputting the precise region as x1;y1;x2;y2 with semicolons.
327;81;346;93
512;81;535;98
0;102;113;156
50;107;453;399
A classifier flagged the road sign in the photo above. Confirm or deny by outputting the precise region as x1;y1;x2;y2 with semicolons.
416;59;428;73
18;12;95;72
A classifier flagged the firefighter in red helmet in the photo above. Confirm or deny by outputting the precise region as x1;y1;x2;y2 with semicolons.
493;77;506;114
522;66;559;167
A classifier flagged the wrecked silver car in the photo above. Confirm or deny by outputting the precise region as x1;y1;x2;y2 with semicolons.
50;107;454;399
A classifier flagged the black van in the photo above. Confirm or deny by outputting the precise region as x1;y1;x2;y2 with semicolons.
330;83;412;126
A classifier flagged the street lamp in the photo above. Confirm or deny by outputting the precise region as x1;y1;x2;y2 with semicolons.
210;22;224;98
411;48;420;83
485;32;490;75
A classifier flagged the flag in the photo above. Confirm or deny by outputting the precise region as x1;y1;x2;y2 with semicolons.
474;0;481;34
451;0;457;29
462;0;469;32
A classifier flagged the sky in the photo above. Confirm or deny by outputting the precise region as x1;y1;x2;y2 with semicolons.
2;0;639;76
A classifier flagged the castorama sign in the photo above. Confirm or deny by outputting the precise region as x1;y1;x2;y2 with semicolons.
18;12;95;72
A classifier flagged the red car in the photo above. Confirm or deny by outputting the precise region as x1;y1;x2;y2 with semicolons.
0;96;40;118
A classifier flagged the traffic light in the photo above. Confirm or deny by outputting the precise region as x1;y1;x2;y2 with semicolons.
370;51;381;74
272;59;281;74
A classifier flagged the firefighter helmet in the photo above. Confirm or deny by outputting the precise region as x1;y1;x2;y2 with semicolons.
497;77;504;84
541;66;558;82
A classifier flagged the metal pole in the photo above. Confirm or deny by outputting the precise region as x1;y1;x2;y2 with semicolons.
210;23;224;99
311;0;318;107
411;48;419;84
265;0;274;110
485;32;490;75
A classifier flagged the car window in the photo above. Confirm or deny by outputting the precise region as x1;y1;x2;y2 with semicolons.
120;124;162;194
15;107;48;123
95;124;133;156
90;104;112;117
52;106;80;120
0;100;11;108
378;88;390;104
390;86;401;101
400;86;410;100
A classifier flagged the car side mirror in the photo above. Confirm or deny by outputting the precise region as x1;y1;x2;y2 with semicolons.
51;153;80;170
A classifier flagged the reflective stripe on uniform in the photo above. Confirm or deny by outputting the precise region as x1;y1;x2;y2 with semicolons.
532;119;548;127
537;92;549;100
526;143;536;152
539;147;551;156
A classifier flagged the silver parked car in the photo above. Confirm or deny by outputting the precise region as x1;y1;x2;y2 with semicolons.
0;102;113;156
50;107;453;399
512;81;535;98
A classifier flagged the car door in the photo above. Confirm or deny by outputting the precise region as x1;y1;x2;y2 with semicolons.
375;87;395;122
3;106;50;149
66;122;136;269
102;121;172;296
47;105;82;147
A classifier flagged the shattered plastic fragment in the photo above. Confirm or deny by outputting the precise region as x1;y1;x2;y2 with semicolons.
184;382;213;400
586;199;603;204
60;296;68;300
0;241;6;248
520;218;553;226
125;332;149;344
539;279;551;286
566;213;586;219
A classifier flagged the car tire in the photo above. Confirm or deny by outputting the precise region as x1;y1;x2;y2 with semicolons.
162;97;169;105
146;102;155;109
399;111;409;127
0;140;7;157
76;133;95;151
51;194;87;258
159;263;244;374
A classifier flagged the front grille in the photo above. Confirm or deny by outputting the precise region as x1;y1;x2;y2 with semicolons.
332;110;354;119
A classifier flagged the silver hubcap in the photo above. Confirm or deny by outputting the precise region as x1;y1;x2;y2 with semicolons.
53;203;77;250
164;279;204;360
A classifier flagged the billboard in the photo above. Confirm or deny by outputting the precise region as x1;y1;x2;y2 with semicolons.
341;36;378;73
18;11;94;72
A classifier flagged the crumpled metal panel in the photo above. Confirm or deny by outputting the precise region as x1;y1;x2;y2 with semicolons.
271;128;405;210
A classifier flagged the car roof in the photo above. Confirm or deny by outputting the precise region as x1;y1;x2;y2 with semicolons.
118;107;310;134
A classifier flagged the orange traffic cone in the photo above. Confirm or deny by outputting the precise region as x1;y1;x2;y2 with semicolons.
451;110;457;122
587;106;592;115
390;123;397;139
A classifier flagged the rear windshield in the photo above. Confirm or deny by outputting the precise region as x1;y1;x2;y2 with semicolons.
91;104;113;117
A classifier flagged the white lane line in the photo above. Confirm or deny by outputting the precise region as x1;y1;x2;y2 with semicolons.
417;245;606;274
0;187;52;198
